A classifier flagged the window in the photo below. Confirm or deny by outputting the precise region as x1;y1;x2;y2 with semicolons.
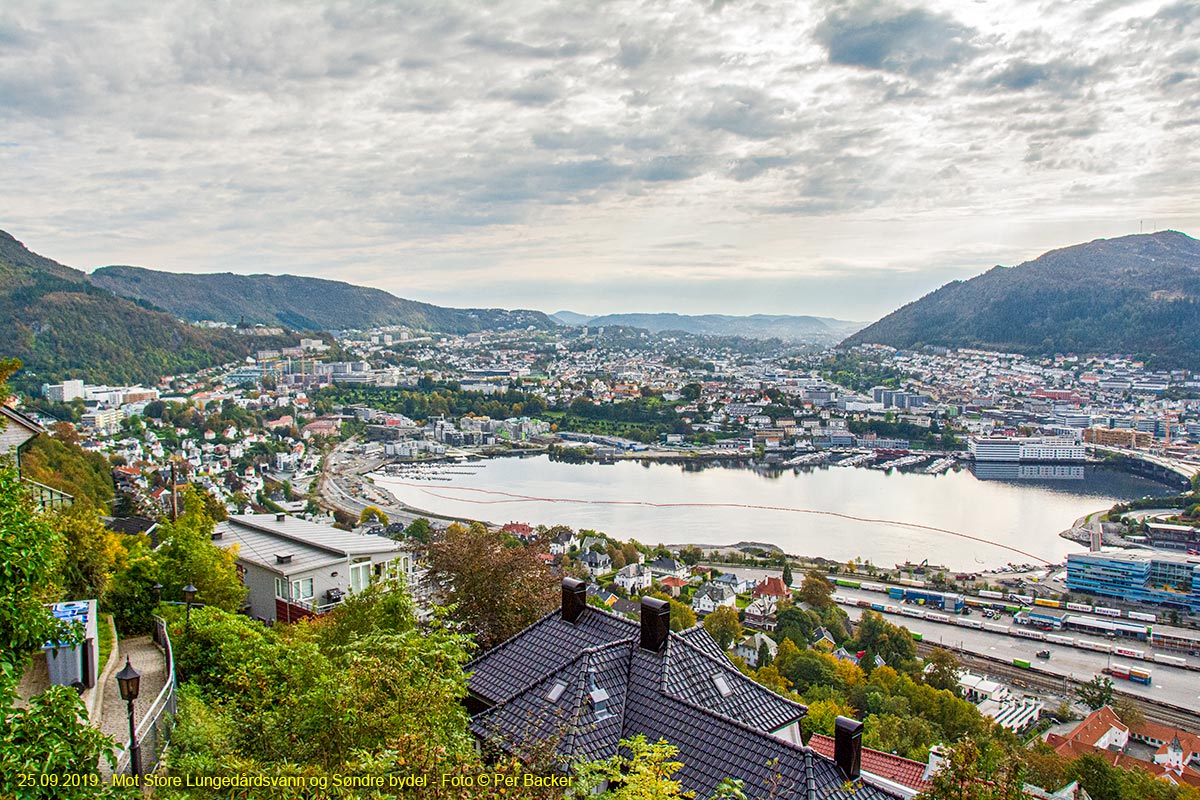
275;577;288;599
350;561;371;593
545;680;567;703
712;673;733;698
290;577;314;601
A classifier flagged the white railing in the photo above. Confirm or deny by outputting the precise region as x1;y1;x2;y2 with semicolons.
113;616;176;776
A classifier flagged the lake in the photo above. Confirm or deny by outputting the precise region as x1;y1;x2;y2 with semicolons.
371;455;1172;570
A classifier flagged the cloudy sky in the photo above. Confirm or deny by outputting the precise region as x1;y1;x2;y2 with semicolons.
2;0;1198;320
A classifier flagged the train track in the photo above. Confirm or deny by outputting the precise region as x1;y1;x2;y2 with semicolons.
916;642;1200;731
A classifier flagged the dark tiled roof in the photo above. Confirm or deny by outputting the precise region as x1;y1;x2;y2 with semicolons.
467;604;902;800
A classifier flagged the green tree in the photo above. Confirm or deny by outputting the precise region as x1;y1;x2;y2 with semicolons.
668;598;697;632
781;560;793;588
923;647;961;692
1075;675;1115;710
405;517;433;543
0;454;126;798
154;488;247;612
703;606;742;651
918;738;1027;800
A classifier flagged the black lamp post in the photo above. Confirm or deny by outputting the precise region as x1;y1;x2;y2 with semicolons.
152;583;163;601
183;584;198;626
115;657;142;779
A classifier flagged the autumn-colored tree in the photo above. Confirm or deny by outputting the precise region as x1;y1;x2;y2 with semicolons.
574;736;694;799
799;569;835;609
359;505;389;526
427;522;557;649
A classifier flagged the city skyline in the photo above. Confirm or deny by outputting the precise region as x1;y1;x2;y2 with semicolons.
2;0;1198;319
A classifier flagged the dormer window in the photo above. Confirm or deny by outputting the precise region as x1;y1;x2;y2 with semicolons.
587;667;614;721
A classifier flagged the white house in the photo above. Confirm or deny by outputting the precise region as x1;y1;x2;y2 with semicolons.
735;632;779;667
692;582;737;614
549;530;581;555
647;556;689;581
614;563;652;593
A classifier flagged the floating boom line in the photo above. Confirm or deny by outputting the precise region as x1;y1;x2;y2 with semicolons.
386;481;1052;565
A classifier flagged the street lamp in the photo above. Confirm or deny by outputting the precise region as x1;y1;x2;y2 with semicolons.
183;584;198;626
151;583;163;602
115;657;142;779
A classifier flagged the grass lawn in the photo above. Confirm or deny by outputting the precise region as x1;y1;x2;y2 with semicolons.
97;613;115;674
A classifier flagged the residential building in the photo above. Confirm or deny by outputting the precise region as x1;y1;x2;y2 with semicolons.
735;632;777;667
714;572;755;595
212;513;421;623
753;576;791;600
691;582;736;614
808;734;932;799
613;563;652;593
578;549;612;577
646;556;688;581
743;596;779;631
464;579;902;799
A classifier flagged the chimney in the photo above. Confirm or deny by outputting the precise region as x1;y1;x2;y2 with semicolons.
639;597;670;653
276;513;285;522
834;716;863;781
561;578;587;623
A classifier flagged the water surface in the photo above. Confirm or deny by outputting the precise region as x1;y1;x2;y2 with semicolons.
373;456;1171;569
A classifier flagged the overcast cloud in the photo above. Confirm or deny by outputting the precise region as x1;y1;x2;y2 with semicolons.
1;0;1197;320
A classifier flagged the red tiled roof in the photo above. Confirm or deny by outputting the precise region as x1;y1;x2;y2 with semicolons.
754;577;790;598
1061;706;1128;748
661;577;689;588
808;734;931;793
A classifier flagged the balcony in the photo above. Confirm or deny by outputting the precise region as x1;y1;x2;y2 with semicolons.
23;478;73;512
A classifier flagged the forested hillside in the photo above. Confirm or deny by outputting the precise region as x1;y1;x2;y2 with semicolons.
91;264;553;333
0;232;294;389
846;231;1200;366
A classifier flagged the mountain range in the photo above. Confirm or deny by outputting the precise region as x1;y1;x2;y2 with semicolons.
91;265;553;333
845;231;1200;367
551;311;866;342
0;231;295;389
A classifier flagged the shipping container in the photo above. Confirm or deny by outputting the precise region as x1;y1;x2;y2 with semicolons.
1127;611;1157;623
1095;607;1122;618
978;590;1004;600
1034;598;1062;609
1152;653;1187;667
1066;602;1094;613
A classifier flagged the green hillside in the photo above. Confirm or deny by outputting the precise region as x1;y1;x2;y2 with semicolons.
0;231;292;390
91;264;553;333
845;231;1200;367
